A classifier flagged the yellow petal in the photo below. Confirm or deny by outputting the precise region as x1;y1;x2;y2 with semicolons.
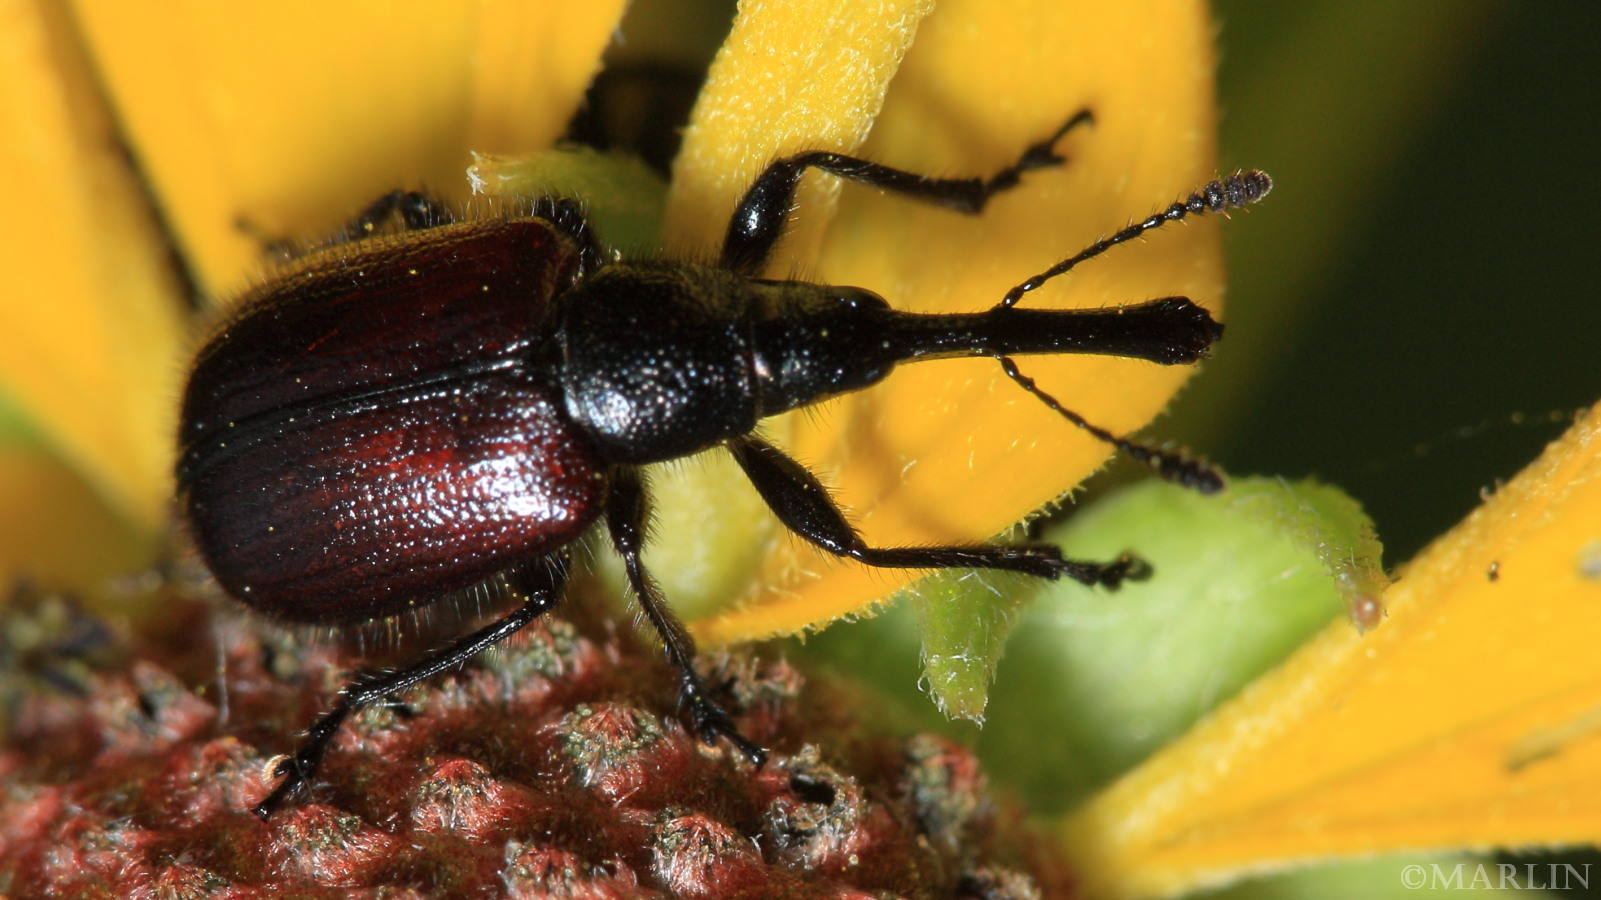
0;0;185;533
0;1;623;560
665;0;937;264
692;0;1225;643
1063;402;1601;899
654;0;936;623
0;439;155;595
71;0;627;298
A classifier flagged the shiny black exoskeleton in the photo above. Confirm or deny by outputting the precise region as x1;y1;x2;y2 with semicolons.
176;109;1269;816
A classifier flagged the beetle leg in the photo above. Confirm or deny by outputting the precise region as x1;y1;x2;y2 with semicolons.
234;190;453;264
726;434;1150;588
251;557;569;818
604;465;768;766
531;196;608;277
338;189;455;242
720;109;1094;276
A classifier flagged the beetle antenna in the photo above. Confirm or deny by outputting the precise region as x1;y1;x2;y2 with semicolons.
998;170;1271;310
996;355;1224;493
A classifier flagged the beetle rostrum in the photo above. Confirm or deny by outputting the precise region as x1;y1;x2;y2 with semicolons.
176;109;1270;817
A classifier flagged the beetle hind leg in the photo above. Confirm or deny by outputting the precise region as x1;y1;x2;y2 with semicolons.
251;558;569;817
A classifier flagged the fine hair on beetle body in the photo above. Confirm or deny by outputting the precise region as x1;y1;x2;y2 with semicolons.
175;107;1270;817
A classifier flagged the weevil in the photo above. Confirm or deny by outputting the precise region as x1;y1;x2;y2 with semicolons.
176;110;1269;815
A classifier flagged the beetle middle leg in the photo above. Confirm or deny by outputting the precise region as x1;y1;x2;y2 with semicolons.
236;189;455;263
604;465;768;765
721;109;1094;276
726;434;1149;587
251;557;569;818
338;189;456;241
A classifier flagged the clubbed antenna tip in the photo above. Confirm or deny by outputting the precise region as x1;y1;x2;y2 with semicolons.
1001;169;1274;309
1197;170;1273;213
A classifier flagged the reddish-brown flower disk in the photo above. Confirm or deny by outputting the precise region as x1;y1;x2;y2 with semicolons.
0;584;1070;898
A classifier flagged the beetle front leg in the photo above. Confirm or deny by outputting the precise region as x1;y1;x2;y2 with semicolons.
726;434;1149;588
604;466;767;766
720;109;1094;276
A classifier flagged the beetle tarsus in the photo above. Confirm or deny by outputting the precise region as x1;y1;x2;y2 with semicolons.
253;749;322;819
685;686;768;766
1049;552;1153;588
986;108;1095;193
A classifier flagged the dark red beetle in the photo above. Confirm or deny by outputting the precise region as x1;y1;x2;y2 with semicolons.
176;110;1268;816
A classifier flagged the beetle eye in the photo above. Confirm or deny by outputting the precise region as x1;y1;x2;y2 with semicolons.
836;287;888;310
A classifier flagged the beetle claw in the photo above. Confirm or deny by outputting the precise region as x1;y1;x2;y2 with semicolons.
1048;552;1153;589
689;695;767;767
